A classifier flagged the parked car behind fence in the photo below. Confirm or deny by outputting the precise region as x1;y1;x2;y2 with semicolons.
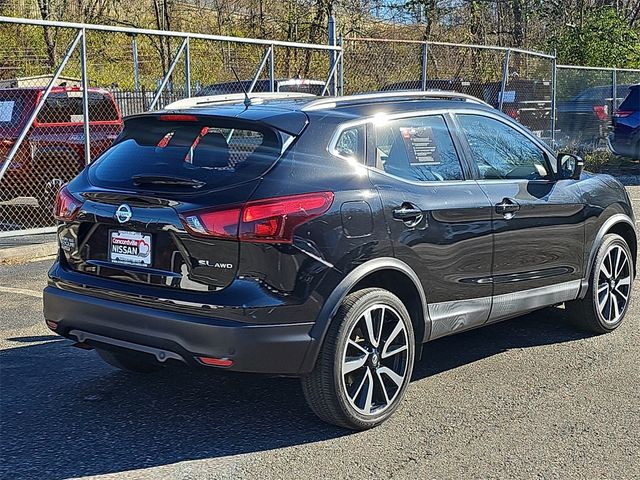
0;86;123;229
609;84;640;159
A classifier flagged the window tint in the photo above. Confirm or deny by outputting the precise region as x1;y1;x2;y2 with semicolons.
373;115;463;182
458;114;549;180
88;118;281;192
333;126;364;162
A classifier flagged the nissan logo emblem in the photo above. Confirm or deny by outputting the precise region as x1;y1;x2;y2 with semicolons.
115;204;132;224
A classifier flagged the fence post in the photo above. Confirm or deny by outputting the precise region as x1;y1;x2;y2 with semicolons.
185;37;191;97
498;48;511;112
550;49;557;146
612;67;618;115
328;15;337;95
420;42;428;91
338;34;344;96
0;29;84;182
131;34;141;92
149;38;189;110
80;28;90;165
269;44;275;92
248;46;273;93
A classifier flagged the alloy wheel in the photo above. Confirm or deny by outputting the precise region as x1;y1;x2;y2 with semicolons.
341;304;410;416
597;244;632;324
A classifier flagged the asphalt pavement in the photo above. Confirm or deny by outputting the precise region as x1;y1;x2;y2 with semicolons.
1;187;639;480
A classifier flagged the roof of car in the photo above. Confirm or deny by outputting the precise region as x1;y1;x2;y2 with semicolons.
0;86;113;94
161;91;494;120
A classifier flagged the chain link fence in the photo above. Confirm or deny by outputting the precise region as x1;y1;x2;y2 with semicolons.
556;65;640;155
1;18;639;236
0;17;338;234
343;38;556;141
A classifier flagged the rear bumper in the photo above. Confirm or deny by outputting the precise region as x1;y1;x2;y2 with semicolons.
43;285;316;375
608;132;639;158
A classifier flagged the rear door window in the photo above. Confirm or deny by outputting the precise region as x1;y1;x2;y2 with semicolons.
373;115;464;182
88;117;283;192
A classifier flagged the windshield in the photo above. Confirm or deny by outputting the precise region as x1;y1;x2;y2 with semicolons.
88;117;283;192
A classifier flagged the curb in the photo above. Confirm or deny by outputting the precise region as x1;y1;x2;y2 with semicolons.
0;242;57;264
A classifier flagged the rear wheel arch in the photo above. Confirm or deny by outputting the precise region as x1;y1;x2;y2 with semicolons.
301;258;430;374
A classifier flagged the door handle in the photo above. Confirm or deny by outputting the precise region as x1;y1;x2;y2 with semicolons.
495;198;520;216
393;206;423;220
392;204;424;227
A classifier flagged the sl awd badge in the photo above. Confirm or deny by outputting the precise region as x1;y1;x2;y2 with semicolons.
115;204;132;224
198;260;234;269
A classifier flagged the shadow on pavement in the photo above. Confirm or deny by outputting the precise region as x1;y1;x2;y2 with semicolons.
0;307;592;479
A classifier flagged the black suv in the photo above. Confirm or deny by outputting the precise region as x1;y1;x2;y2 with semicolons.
44;91;636;430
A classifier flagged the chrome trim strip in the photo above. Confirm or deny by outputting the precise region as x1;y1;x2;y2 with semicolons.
69;329;185;363
428;296;491;339
488;280;581;323
427;280;582;340
326;107;557;180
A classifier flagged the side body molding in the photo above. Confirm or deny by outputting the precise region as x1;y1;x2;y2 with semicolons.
298;257;430;374
579;213;637;298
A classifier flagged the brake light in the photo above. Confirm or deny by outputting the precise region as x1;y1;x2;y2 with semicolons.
53;186;83;221
504;107;520;121
181;192;334;243
614;110;633;118
593;105;609;121
159;114;198;122
182;207;241;239
240;192;334;243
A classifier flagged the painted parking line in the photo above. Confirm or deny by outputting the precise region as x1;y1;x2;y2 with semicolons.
0;286;43;298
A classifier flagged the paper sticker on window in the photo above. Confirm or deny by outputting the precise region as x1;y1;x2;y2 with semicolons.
400;127;439;165
0;101;15;122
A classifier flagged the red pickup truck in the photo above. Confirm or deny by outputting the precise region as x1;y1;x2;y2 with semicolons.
0;86;123;222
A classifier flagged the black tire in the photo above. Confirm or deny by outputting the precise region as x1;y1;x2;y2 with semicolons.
566;233;633;334
301;288;415;430
96;348;163;373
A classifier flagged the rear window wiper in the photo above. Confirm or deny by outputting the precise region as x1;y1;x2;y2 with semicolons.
131;175;206;189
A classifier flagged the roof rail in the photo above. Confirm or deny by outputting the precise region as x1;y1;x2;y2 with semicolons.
164;92;316;110
301;90;492;111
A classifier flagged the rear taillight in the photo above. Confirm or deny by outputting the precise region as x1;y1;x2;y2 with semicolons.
593;105;609;121
53;186;83;221
614;110;633;118
504;107;520;121
181;192;334;244
182;207;241;239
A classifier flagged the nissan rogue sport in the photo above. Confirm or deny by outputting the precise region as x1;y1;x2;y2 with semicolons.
44;91;636;430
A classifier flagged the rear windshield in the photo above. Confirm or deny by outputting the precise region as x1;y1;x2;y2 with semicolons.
87;117;283;192
619;87;640;112
36;91;120;124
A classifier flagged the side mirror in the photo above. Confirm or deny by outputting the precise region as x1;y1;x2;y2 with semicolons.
557;153;584;180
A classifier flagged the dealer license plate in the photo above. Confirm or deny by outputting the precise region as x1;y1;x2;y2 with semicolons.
109;230;152;267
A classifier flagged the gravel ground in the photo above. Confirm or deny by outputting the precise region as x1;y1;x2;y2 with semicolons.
1;187;638;480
